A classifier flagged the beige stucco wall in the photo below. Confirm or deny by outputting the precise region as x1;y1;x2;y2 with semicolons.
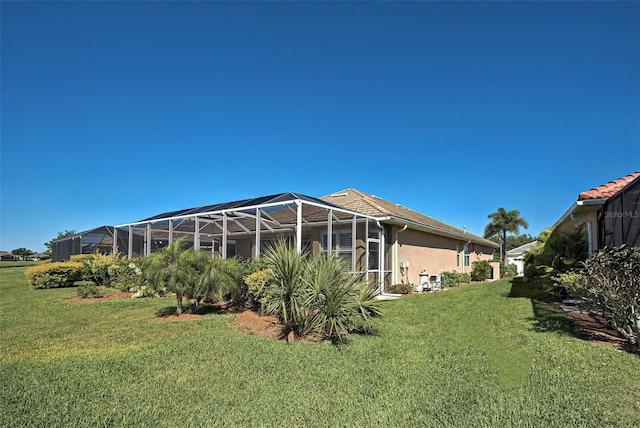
394;227;494;285
227;223;496;287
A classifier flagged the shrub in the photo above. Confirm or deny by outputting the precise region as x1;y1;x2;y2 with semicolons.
442;271;470;288
217;257;251;307
75;281;102;298
524;226;587;287
471;260;491;281
565;246;640;346
84;251;123;286
109;259;143;291
25;262;83;289
245;268;273;312
69;254;95;263
502;263;518;278
389;283;413;294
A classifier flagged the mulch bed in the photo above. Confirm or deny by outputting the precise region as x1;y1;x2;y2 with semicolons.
544;297;639;355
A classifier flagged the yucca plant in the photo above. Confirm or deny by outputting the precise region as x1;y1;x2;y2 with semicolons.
261;241;310;340
261;241;381;343
304;254;381;343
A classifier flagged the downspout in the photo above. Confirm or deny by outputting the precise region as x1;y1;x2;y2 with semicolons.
376;220;385;295
570;212;593;257
394;225;408;284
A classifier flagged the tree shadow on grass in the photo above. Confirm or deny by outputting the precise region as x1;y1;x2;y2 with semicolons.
155;303;228;317
507;278;574;335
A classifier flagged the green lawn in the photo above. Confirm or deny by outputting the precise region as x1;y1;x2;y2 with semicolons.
0;260;43;268
1;267;638;427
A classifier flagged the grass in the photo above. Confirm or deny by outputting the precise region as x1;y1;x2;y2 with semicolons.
0;260;43;268
1;267;639;427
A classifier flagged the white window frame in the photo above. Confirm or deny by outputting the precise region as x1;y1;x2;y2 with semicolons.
321;230;353;269
464;244;470;267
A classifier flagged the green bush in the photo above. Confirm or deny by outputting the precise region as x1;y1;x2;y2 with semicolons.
245;268;273;312
25;262;83;289
471;260;492;281
109;259;143;291
524;226;587;287
502;263;518;278
389;283;413;294
69;254;95;263
75;281;102;298
564;246;640;345
442;271;470;288
84;251;123;286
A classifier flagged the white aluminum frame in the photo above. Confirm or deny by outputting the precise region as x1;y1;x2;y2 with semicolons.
113;196;389;294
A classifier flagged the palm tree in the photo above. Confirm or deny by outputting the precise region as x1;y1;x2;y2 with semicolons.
484;207;529;265
148;238;190;315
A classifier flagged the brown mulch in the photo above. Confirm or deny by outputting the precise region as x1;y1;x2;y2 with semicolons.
234;309;290;340
545;298;639;355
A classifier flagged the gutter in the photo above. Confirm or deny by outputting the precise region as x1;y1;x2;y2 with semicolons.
552;198;607;230
377;216;499;249
570;212;593;257
553;198;606;258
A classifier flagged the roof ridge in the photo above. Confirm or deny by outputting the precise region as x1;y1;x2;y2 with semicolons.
348;188;393;216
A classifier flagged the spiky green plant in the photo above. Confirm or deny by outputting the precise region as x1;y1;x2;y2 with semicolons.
304;253;381;343
261;241;310;340
261;241;381;343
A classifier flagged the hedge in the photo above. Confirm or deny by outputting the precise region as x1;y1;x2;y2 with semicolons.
442;271;471;288
24;262;84;289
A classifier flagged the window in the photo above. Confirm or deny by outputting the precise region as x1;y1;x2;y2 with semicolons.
368;241;379;270
322;231;353;269
464;244;470;267
456;244;460;267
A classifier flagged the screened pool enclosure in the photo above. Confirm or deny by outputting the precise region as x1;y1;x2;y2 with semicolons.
51;226;117;262
54;193;391;290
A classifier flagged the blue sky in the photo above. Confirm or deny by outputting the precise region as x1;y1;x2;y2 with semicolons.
1;1;639;252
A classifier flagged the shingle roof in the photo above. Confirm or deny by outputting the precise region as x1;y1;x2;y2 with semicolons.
321;189;498;247
578;171;640;200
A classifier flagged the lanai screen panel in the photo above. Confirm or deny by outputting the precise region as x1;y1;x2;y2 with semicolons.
602;178;640;247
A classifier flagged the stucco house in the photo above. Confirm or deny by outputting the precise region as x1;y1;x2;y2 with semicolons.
0;252;17;261
553;171;640;255
506;241;538;276
53;189;498;293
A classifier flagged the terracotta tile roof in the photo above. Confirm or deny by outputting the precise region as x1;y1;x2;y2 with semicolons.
322;189;498;247
578;171;640;200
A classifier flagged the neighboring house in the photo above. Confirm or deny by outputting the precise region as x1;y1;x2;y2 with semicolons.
51;226;115;262
553;171;640;255
506;241;538;276
28;253;51;261
52;189;498;293
0;252;17;261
